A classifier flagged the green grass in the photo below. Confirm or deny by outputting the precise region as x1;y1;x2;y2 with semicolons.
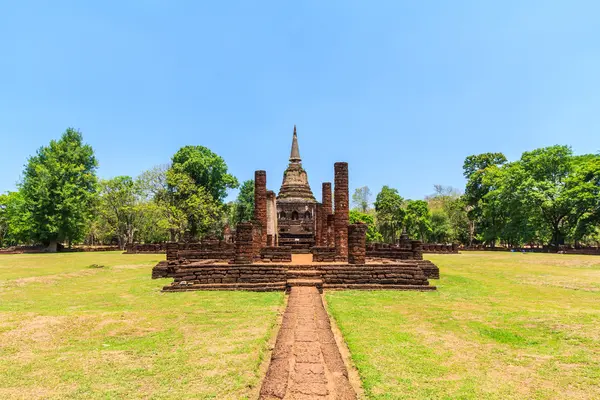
326;252;600;399
0;252;284;399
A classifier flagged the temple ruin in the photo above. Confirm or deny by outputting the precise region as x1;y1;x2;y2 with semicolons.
153;125;440;292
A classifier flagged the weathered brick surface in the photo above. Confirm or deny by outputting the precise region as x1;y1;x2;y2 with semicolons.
321;182;332;247
422;243;459;253
124;243;166;254
415;260;440;279
334;162;349;259
311;246;337;262
260;246;292;262
254;170;268;248
411;240;423;260
160;261;435;291
315;203;324;247
234;222;254;264
326;214;334;249
348;223;367;265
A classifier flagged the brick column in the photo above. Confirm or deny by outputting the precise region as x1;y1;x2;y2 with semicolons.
254;170;268;248
315;203;323;247
411;240;423;260
348;223;367;264
322;182;332;246
334;162;349;258
234;222;254;264
166;242;178;261
327;214;335;249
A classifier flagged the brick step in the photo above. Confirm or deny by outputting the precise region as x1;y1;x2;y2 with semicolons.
163;282;286;292
323;284;436;291
286;264;318;270
286;278;323;287
286;270;322;279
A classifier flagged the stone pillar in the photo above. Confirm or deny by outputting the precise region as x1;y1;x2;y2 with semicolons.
334;162;349;259
234;222;254;264
322;182;332;246
348;223;367;264
327;214;335;249
315;203;323;247
166;242;178;261
266;190;277;247
411;240;423;260
254;170;268;248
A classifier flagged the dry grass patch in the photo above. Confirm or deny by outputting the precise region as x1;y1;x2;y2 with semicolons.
326;252;600;399
0;252;284;399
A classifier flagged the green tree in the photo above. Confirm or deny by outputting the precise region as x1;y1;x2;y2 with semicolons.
20;128;98;251
171;146;239;202
428;210;451;243
404;200;432;241
352;186;372;212
374;186;405;243
463;152;507;245
230;179;254;227
349;209;383;243
156;169;223;241
98;176;145;249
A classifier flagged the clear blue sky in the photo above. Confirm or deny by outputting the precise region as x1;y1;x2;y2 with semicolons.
1;1;599;202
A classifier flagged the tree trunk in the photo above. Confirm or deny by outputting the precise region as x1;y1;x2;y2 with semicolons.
46;240;58;253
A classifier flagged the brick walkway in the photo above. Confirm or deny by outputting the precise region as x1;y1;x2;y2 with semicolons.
260;286;357;399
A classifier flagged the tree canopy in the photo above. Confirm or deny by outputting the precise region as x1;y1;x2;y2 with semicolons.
171;145;239;202
19;128;98;250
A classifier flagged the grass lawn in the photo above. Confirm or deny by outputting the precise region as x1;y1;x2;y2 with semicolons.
0;252;284;399
326;252;600;400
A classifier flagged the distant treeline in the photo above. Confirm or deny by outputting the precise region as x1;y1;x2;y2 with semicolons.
1;129;599;251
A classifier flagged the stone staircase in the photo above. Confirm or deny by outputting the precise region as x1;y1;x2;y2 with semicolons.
286;268;323;292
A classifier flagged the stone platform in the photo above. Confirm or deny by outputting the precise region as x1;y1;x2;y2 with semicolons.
160;255;436;292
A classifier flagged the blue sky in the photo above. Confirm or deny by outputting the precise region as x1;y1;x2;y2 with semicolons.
1;1;599;202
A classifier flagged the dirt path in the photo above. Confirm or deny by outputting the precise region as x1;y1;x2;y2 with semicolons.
260;286;357;399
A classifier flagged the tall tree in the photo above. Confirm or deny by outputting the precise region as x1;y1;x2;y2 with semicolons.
404;200;432;241
98;176;144;249
156;168;223;241
231;179;254;227
171;146;238;202
20;128;98;251
374;186;405;243
352;186;372;212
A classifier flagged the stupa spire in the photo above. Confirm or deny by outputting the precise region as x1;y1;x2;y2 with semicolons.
289;125;301;163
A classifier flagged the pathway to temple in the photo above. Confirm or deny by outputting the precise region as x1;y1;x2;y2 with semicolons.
259;286;357;399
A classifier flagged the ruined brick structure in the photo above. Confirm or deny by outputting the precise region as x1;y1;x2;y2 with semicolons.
348;223;367;264
124;243;166;254
334;162;349;259
276;126;317;252
315;203;324;247
254;170;268;248
322;182;332;247
234;222;255;264
422;243;459;253
154;124;440;292
266;191;278;246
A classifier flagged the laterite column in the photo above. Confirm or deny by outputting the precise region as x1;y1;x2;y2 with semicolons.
411;240;423;260
334;162;349;259
348;223;367;264
234;222;254;264
315;203;324;247
322;182;332;246
254;170;268;248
